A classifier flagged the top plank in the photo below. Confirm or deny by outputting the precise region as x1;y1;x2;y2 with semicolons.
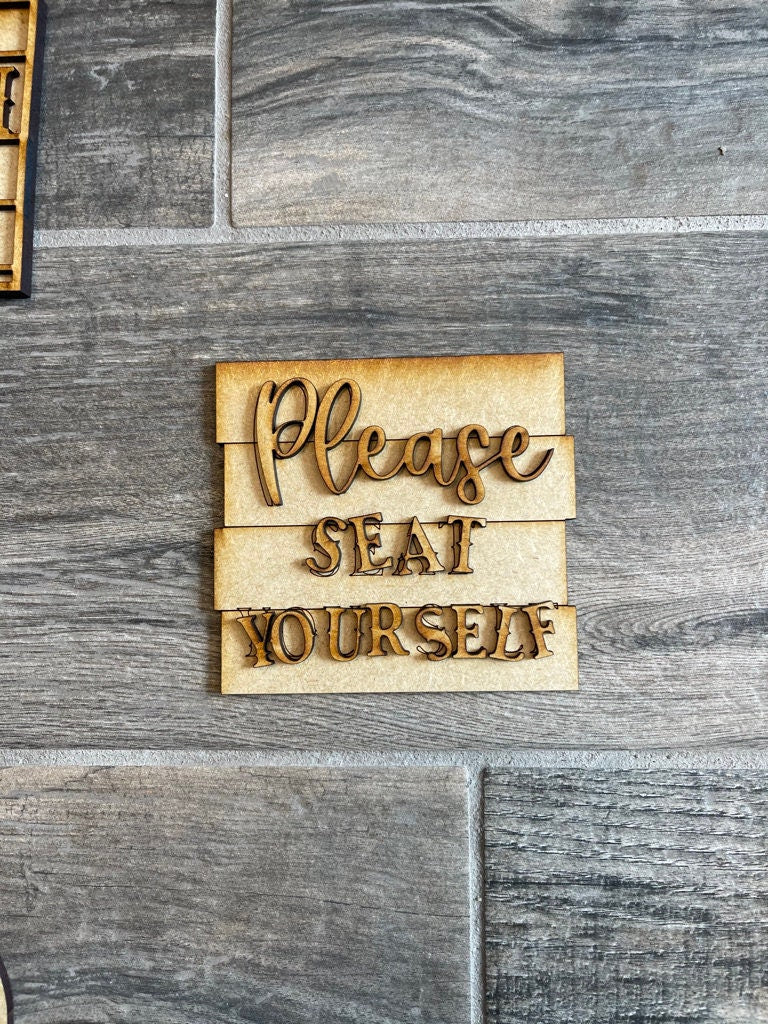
216;353;565;443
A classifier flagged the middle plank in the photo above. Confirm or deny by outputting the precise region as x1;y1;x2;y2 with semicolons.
214;520;567;610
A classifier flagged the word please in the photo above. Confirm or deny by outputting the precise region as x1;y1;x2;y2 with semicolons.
254;377;553;506
235;602;559;667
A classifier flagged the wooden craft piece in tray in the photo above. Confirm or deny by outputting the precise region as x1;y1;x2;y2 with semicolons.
1;0;43;297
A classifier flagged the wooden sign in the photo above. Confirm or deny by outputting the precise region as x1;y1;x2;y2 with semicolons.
0;0;43;297
215;354;577;694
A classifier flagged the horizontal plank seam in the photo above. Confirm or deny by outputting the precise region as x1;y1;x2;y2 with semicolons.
226;436;571;446
2;750;768;769
33;215;768;249
212;0;232;229
218;602;575;612
216;520;570;530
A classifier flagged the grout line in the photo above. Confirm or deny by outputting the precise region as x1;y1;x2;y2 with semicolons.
467;765;487;1024
32;214;768;250
212;0;233;229
2;749;768;769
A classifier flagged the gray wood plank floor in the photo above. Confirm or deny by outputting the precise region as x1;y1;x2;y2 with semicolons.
1;235;765;749
232;0;768;225
0;766;468;1023
5;1;768;1020
485;769;768;1023
35;0;215;229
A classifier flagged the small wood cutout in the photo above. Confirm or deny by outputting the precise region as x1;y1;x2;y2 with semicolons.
215;353;578;694
0;0;44;297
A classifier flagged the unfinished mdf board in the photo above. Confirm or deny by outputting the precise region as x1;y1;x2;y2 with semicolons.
0;767;469;1022
222;604;578;694
224;436;576;526
214;521;568;609
216;353;576;693
0;207;13;262
216;354;566;443
0;0;42;297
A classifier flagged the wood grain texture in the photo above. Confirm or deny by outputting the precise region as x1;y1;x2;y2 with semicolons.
485;769;768;1023
35;0;215;228
231;0;768;225
0;235;765;747
0;208;12;264
0;766;469;1023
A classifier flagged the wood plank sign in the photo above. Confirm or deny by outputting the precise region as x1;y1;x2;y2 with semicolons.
215;354;577;694
0;0;43;297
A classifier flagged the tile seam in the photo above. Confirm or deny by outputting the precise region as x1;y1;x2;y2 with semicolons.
2;750;768;769
32;214;768;250
212;0;233;229
468;765;487;1024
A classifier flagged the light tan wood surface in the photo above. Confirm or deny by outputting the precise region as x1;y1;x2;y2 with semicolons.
222;604;578;693
0;4;27;49
216;352;575;693
216;353;566;443
0;146;18;202
224;435;576;525
214;521;568;610
0;207;13;266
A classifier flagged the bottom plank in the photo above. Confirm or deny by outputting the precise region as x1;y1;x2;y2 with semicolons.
221;604;578;694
